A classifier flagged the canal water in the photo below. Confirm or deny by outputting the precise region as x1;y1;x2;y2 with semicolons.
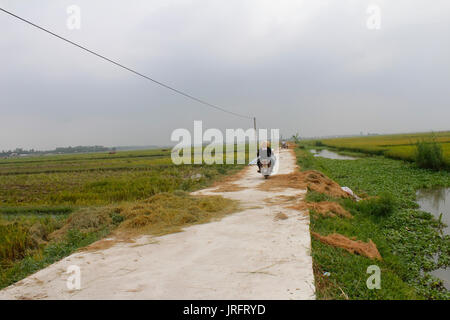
416;187;450;290
310;149;357;160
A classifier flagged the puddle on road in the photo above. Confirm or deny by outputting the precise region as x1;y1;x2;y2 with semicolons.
310;149;357;160
416;187;450;290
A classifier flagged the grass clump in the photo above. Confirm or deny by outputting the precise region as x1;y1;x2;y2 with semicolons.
0;228;110;289
305;190;336;203
47;207;117;241
357;192;395;217
0;208;109;289
0;223;35;263
415;138;445;170
0;216;65;265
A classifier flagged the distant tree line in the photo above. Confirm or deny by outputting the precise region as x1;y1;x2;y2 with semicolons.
0;146;111;157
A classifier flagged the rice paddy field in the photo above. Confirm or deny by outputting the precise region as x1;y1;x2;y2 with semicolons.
0;148;244;289
320;131;450;166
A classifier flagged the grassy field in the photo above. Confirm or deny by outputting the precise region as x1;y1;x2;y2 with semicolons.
319;131;450;166
295;147;450;299
0;149;241;206
0;148;244;289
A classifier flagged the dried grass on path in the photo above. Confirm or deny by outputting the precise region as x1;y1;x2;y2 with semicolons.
311;232;382;260
258;170;351;198
290;201;353;218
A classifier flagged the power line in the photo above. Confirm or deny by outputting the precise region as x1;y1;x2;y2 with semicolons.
0;7;253;120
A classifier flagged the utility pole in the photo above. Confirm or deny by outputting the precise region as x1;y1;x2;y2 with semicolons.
253;117;258;146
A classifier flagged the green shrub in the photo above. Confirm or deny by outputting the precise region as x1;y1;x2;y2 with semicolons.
357;192;395;217
415;138;444;170
314;140;324;147
291;133;300;144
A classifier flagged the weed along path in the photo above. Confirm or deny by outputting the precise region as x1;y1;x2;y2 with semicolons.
0;149;315;300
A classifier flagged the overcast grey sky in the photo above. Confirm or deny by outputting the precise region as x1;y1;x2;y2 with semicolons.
1;0;449;150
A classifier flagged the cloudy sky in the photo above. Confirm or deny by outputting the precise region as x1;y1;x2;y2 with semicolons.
1;0;449;150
